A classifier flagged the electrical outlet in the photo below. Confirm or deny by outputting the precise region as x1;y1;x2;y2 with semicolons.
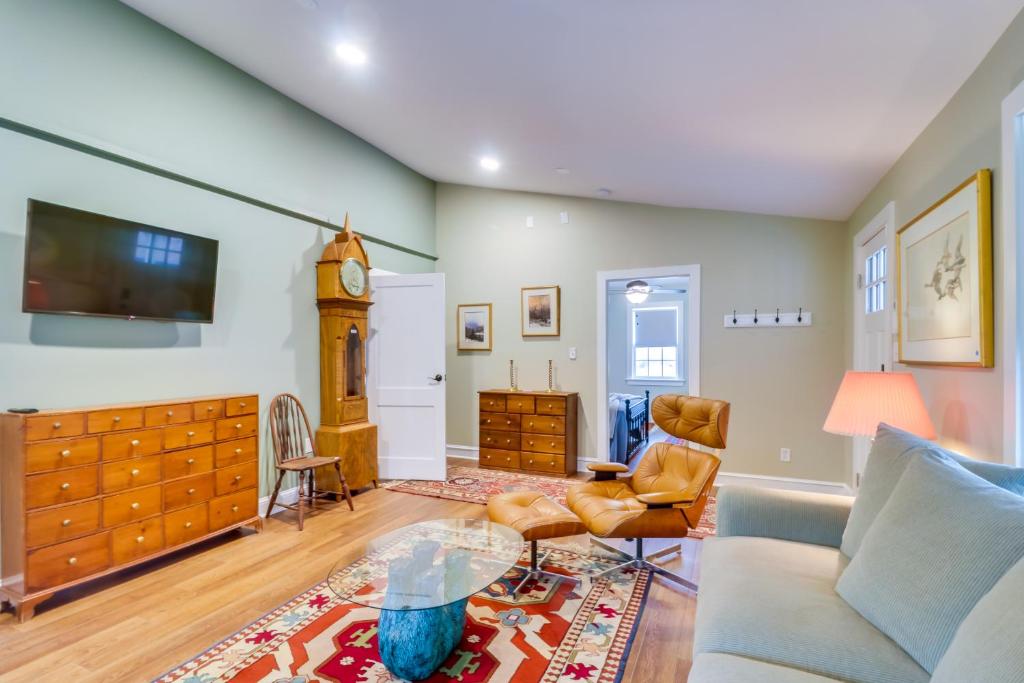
559;211;569;224
780;447;791;463
568;347;577;360
526;215;534;228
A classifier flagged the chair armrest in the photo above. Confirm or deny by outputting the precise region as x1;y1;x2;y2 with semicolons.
587;462;629;481
716;486;854;549
636;491;696;507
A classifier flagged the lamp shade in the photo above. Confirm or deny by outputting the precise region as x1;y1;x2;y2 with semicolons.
823;371;936;440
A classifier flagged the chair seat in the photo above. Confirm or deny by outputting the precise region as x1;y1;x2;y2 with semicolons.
567;480;688;538
277;455;340;471
487;491;586;541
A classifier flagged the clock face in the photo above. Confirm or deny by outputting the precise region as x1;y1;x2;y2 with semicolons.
340;258;368;297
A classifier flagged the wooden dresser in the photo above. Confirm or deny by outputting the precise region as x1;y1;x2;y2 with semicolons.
0;394;262;621
478;390;578;476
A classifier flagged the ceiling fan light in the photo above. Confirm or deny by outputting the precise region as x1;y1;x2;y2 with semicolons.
625;280;651;304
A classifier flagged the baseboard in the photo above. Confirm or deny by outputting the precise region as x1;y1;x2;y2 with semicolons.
447;444;479;460
258;486;300;517
715;472;852;496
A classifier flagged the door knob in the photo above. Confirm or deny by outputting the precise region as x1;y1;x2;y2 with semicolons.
429;374;444;382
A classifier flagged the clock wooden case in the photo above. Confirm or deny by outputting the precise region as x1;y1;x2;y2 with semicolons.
314;215;378;492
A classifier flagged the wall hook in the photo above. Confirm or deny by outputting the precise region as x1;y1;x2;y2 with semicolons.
797;307;803;323
753;308;758;324
775;308;780;324
732;310;737;324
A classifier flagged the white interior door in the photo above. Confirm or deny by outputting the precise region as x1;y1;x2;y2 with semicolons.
368;272;447;481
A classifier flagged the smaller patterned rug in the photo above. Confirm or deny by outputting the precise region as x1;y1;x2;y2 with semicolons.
385;465;716;540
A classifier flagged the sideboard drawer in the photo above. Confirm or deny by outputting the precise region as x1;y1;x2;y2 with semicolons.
480;430;520;451
522;452;565;474
26;500;102;549
479;394;507;413
479;448;520;469
25;413;85;442
506;395;536;414
111;518;164;565
164;472;215;512
102;484;163;528
522;434;566;455
144;403;193;427
102;428;163;461
479;413;520;433
192;399;225;420
87;407;144;434
163;421;214;450
215;437;257;468
26;532;110;591
216;415;258;440
26;466;98;509
163;445;214;480
101;454;162;493
225;395;258;417
536;397;567;415
210;490;257;530
215;460;259;496
521;415;566;435
164;503;210;546
26;436;100;473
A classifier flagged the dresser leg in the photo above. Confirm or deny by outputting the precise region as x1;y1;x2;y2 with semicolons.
248;517;264;533
15;594;53;623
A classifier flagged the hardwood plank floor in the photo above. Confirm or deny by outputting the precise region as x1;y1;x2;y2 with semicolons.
0;460;700;682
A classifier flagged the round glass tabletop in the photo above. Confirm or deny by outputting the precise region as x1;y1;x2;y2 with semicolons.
326;518;524;612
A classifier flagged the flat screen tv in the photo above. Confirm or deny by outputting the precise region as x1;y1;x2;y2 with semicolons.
23;200;219;323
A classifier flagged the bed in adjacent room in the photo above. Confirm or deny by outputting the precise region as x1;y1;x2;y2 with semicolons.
608;391;650;464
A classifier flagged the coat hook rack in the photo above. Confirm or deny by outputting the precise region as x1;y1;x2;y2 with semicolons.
724;309;812;328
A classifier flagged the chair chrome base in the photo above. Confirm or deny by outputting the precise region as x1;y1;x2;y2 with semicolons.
512;540;580;597
590;537;696;592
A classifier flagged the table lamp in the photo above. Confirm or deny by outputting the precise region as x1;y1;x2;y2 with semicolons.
823;371;936;440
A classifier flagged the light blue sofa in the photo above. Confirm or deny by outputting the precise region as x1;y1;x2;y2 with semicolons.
690;426;1024;683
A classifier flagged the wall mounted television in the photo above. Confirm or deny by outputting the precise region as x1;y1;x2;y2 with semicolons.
22;200;219;323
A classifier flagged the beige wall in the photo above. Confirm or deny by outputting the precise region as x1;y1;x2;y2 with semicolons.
846;8;1024;462
437;184;849;483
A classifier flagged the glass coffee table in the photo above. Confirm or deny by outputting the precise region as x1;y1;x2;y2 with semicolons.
326;519;524;681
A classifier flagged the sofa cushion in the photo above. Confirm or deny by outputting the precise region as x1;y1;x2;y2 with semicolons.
841;423;1024;558
694;536;929;683
836;455;1024;673
690;654;843;682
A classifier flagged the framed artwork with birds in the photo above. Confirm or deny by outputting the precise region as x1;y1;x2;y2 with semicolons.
896;169;993;367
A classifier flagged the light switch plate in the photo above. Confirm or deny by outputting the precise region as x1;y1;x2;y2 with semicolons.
568;347;577;360
559;211;569;224
526;215;534;228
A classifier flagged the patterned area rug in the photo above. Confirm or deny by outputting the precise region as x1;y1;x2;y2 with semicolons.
154;526;650;683
385;465;716;540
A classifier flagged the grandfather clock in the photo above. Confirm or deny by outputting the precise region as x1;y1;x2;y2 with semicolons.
314;214;378;492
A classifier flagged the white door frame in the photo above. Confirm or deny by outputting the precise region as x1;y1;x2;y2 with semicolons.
596;264;701;463
852;201;896;372
1001;79;1024;465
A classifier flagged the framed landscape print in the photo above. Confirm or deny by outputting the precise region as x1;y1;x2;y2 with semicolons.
521;285;561;337
456;303;492;351
896;170;993;367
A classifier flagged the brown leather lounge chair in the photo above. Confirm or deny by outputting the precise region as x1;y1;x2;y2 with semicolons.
567;394;729;590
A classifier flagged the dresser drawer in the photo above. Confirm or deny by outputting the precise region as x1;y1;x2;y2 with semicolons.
480;430;520;451
216;460;259;496
479;413;520;433
210;490;257;530
164;503;210;546
225;395;258;417
164;472;215;512
522;415;566;435
25;413;85;442
192;399;225;421
101;454;162;493
164;421;215;451
479;448;520;469
479;394;507;413
111;518;164;565
536;397;567;415
102;484;162;528
26;466;99;510
505;395;536;414
144;403;193;427
216;414;258;440
26;436;100;473
87;407;144;434
522;434;566;455
521;452;566;474
164;445;214;480
102;428;163;461
26;532;110;591
215;437;257;468
26;500;102;549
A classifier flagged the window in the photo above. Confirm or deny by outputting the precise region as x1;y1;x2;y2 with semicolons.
135;231;183;266
864;245;886;314
632;307;679;379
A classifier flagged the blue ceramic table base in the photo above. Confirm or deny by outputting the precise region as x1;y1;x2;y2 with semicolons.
377;597;469;681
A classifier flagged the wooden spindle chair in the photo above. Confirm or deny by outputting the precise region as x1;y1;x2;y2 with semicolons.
267;393;354;530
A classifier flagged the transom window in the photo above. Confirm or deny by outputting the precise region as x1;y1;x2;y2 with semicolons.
632;307;679;379
135;230;183;266
864;246;886;314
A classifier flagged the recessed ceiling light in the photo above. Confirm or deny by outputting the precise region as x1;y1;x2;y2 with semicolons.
555;168;570;175
335;43;367;66
480;157;501;172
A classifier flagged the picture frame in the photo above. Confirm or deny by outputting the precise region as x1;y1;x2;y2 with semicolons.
456;303;492;351
521;285;561;337
896;169;993;367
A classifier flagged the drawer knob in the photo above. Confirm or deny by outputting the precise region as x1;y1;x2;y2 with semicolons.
231;505;239;512
551;423;555;428
234;448;242;455
529;422;534;428
206;406;214;412
187;458;196;465
550;442;555;447
505;457;511;462
187;431;195;437
240;402;247;408
234;475;243;482
187;488;196;495
184;521;193;529
167;410;174;417
53;421;62;429
529;459;534;465
235;423;242;429
62;519;71;527
131;439;140;447
114;416;121;423
131;468;140;476
60;482;70;490
61;449;72;458
506;439;511;444
506;421;511;425
131;502;140;510
529;441;534;446
136;535;145;544
67;556;77;565
485;419;491;424
488;401;494;406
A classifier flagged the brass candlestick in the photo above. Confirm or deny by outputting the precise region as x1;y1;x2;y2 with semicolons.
509;360;517;391
546;360;554;392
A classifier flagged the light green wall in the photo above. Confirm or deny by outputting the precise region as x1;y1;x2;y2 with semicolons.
438;183;850;483
846;8;1024;461
0;0;436;499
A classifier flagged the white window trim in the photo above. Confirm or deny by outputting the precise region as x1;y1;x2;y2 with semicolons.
1001;79;1024;466
626;303;685;383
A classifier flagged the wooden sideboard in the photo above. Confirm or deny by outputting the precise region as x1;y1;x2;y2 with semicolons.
0;394;262;621
478;390;578;477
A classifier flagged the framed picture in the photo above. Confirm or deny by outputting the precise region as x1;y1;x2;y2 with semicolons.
456;303;492;351
896;169;993;367
521;285;560;337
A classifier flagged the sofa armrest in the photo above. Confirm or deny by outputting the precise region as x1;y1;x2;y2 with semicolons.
716;486;854;549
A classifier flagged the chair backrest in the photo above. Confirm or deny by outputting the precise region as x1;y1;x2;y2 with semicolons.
269;393;317;467
650;394;730;450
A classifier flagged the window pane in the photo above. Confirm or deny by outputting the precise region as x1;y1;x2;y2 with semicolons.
663;346;677;360
649;347;662;361
636;360;649;377
663;360;677;377
151;249;166;265
137;231;152;247
636;347;648;360
650;360;663;377
879;281;885;309
134;246;149;263
167;251;181;266
153;234;169;250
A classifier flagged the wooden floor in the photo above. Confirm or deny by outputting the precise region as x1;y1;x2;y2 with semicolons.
0;459;700;682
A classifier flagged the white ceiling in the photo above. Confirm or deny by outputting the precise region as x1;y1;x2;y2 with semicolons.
122;0;1022;221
